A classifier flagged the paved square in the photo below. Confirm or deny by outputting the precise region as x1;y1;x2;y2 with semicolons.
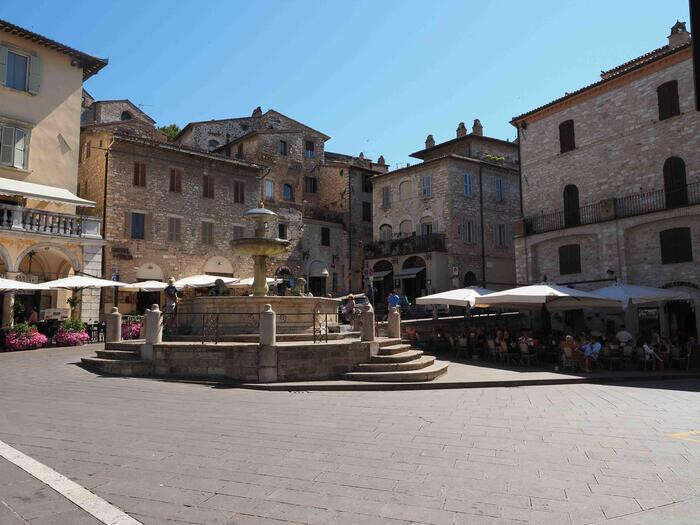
0;346;698;524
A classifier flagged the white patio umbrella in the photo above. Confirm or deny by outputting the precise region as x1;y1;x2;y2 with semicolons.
42;275;130;291
474;283;623;310
0;277;46;292
416;286;494;308
173;274;238;289
592;282;689;309
122;280;171;292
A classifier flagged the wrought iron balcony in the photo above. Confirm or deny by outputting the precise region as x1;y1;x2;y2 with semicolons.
523;182;699;235
364;233;446;258
0;204;102;239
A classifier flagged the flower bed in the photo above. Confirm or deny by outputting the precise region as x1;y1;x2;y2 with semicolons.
54;319;90;347
4;323;48;351
122;318;143;340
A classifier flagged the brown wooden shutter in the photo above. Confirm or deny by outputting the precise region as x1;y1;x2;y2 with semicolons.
140;163;146;187
559;120;575;153
133;163;139;186
657;81;680;121
124;211;132;237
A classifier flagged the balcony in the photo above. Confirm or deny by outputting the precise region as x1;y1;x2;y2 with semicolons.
0;204;102;239
364;233;446;258
523;182;699;235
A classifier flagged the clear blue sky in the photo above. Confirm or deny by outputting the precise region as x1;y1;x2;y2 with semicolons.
1;0;691;168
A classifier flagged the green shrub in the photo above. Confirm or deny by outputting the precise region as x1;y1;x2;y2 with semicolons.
9;322;31;335
60;319;87;332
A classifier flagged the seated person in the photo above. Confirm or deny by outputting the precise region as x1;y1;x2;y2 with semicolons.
616;325;633;346
582;338;602;372
642;341;664;370
561;335;584;367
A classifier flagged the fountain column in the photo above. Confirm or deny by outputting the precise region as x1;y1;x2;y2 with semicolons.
252;255;269;297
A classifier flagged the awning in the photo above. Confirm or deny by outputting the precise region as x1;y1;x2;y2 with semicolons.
0;177;95;207
372;270;392;280
394;267;425;279
308;261;329;277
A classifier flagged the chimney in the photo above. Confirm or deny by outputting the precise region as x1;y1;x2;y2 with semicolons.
472;119;483;136
456;122;467;138
251;106;263;117
377;155;385;166
668;21;690;48
425;134;435;149
358;152;364;159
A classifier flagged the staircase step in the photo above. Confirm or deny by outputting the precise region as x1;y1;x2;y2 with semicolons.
378;343;413;355
344;361;449;382
355;355;435;372
370;350;424;363
81;357;152;377
377;338;403;348
95;350;141;360
105;341;143;351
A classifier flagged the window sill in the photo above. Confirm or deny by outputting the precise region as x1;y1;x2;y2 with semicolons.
0;164;32;175
1;84;35;97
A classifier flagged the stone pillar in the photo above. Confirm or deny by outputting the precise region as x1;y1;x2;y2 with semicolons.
80;244;103;323
388;306;401;339
258;304;277;382
105;307;122;343
361;304;375;342
2;271;18;329
142;304;162;360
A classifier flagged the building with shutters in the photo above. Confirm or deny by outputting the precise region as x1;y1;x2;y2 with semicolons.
0;19;107;326
365;120;520;309
511;22;699;339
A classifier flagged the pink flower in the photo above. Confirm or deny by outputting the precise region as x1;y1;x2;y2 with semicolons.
4;328;48;351
54;329;90;347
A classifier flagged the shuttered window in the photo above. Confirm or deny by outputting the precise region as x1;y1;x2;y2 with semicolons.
203;175;214;199
201;222;214;245
131;212;145;240
133;162;146;187
464;172;473;197
278;223;288;239
305;141;315;159
1;46;40;94
304;177;318;193
660;228;693;264
279;140;287;156
458;220;476;244
362;201;371;222
494;223;509;248
657;80;680;121
167;217;182;242
494;177;504;201
422;175;432;198
283;183;294;201
362;175;372;193
382;186;391;208
233;181;245;203
169;169;182;193
558;244;581;275
559;120;575;153
0;125;27;169
264;179;274;200
321;227;330;246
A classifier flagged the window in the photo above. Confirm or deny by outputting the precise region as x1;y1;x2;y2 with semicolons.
232;225;244;240
203;175;214;199
459;220;476;243
495;224;508;248
236;143;244;159
130;212;145;240
663;157;688;208
169;169;182;193
207;139;219;150
201;222;214;245
494;177;504;202
379;224;392;240
0;126;27;169
283;183;294;201
559;244;581;274
321;227;330;246
464;172;473;197
6;51;28;91
133;162;146;187
120;111;132;121
264;179;274;199
168;217;182;242
381;186;391;208
304;177;318;194
657;80;680;121
362;201;372;222
399;180;411;200
563;184;580;227
422;175;432;198
559;120;575;153
278;222;288;239
362;174;372;193
279;140;287;156
660;228;693;264
420;218;433;236
400;220;413;237
233;180;245;203
305;141;314;159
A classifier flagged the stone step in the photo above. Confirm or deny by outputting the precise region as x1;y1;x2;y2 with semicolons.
354;355;435;372
105;341;143;351
370;349;424;363
378;343;413;355
95;350;141;360
344;361;449;382
377;338;403;348
81;357;152;377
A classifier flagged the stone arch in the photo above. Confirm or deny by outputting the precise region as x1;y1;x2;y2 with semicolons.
0;243;12;274
398;179;412;201
14;242;81;274
136;262;165;281
203;256;234;277
399;218;413;237
379;223;393;240
402;255;426;269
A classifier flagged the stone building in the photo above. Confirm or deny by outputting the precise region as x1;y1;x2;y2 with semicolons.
366;120;520;306
511;22;699;338
0;19;106;325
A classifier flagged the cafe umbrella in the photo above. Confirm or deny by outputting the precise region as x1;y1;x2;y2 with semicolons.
42;275;130;318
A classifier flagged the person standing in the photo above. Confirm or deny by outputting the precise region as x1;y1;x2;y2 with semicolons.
388;290;400;310
164;277;179;313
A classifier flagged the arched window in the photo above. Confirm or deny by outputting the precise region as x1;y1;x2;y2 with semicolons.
283;183;294;201
399;180;411;200
420;216;433;236
120;111;132;121
379;224;392;240
663;157;688;208
463;271;477;286
399;219;413;237
207;139;219;150
563;184;580;227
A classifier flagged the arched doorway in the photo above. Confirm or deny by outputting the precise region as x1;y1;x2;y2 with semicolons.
400;256;426;302
463;271;477;286
663;157;688;208
308;260;329;297
563;185;580;227
372;260;393;309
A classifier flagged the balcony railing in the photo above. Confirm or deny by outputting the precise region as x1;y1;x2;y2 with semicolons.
523;182;699;235
0;204;102;239
364;233;446;258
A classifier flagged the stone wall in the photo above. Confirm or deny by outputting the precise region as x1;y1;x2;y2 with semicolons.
277;341;369;381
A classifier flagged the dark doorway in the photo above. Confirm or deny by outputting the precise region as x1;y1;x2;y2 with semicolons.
401;256;426;303
663;157;688;208
667;300;697;342
137;291;160;313
309;276;326;297
464;271;477;286
563;184;580;227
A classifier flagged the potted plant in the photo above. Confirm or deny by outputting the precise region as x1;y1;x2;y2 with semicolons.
54;319;90;346
4;322;48;351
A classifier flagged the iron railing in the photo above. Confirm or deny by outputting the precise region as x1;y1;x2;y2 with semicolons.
0;204;102;238
364;233;447;258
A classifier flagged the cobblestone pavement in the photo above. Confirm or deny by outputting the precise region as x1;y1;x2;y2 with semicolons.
0;346;698;524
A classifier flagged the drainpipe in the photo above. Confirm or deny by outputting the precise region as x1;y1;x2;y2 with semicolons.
478;164;486;286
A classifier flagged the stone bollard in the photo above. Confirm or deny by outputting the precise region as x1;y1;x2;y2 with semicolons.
258;304;277;382
141;304;163;360
105;307;122;343
388;306;401;339
360;304;375;342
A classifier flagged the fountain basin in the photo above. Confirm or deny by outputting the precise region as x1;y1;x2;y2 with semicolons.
230;237;290;256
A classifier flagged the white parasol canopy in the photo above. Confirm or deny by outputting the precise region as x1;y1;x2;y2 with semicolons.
474;283;623;310
0;277;46;292
42;275;130;290
231;277;281;287
592;282;689;309
173;274;238;289
416;286;494;308
122;280;172;292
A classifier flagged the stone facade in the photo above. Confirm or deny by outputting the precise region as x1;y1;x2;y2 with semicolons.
512;23;700;338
